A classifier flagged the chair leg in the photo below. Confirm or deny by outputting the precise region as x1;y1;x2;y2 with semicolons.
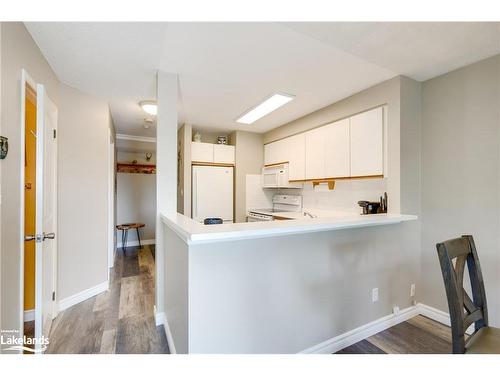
136;228;142;248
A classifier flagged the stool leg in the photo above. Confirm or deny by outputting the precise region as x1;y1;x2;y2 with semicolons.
124;229;128;253
121;230;125;252
137;228;142;248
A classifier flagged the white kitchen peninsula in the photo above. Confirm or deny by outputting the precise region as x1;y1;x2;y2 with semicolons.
159;212;418;354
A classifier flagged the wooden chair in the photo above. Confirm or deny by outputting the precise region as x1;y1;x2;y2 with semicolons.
436;235;500;353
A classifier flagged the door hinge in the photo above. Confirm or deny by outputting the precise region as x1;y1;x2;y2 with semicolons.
52;291;56;301
53;129;57;139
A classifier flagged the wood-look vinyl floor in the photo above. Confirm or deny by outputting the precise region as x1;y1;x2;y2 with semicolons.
46;245;169;354
335;315;453;354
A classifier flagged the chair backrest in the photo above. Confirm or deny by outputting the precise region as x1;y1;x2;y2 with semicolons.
436;235;488;353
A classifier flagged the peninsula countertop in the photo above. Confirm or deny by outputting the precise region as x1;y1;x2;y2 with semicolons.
161;211;418;245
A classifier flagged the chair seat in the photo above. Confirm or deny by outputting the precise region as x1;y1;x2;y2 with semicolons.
466;326;500;354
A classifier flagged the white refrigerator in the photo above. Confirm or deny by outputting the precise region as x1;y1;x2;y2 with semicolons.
192;165;234;223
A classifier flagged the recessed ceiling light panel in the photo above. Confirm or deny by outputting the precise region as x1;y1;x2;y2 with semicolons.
139;101;157;116
236;93;295;124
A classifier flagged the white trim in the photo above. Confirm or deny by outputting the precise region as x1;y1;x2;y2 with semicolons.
417;303;450;326
418;303;474;335
24;309;35;322
57;281;109;312
155;312;176;354
108;128;115;271
300;305;420;354
116;133;156;143
117;239;156;248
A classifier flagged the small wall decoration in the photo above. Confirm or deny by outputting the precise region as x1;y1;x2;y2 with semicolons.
217;136;228;144
117;163;156;174
193;132;202;142
0;136;8;160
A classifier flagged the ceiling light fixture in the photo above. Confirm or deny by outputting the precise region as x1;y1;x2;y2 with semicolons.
236;93;295;124
139;101;157;116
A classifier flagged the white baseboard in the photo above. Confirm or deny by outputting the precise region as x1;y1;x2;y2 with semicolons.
155;311;177;354
117;239;155;248
300;304;420;354
418;302;474;334
24;309;35;322
301;302;472;354
58;281;109;312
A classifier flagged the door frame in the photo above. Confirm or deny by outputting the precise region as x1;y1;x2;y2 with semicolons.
108;128;115;274
18;69;37;338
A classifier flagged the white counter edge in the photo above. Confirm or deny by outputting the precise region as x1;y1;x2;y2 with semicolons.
161;212;418;245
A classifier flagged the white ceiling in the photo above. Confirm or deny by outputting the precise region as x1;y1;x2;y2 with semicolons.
25;22;500;137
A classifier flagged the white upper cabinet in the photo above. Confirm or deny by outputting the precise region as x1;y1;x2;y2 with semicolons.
192;142;235;165
324;118;350;178
350;107;384;176
263;106;385;181
305;126;326;179
214;144;235;164
264;139;288;166
287;133;306;181
192;142;214;163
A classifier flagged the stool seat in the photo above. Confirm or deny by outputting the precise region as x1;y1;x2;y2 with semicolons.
116;223;145;251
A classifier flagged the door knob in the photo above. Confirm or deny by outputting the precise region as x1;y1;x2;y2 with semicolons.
25;234;36;241
43;232;56;240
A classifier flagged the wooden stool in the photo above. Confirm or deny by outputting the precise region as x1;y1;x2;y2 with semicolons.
116;223;145;252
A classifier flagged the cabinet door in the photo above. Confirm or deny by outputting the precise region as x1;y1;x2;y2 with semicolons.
305;127;326;179
213;144;235;164
264;139;288;165
264;143;273;165
350;107;383;176
191;142;214;163
324;118;350;178
287;133;305;181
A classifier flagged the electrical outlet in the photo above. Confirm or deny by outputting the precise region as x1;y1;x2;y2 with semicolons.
410;284;416;297
372;288;379;302
393;306;400;315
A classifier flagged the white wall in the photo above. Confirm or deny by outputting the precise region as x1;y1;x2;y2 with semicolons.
177;123;192;216
117;173;156;244
229;131;265;222
0;22;60;336
156;71;178;317
57;83;110;301
420;55;500;326
117;151;156;165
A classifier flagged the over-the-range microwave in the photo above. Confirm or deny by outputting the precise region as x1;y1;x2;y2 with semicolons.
262;163;302;189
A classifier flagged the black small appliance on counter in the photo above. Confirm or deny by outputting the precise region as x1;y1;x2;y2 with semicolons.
358;192;388;215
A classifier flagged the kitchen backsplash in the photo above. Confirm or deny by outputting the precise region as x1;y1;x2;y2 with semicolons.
301;178;387;213
245;173;387;214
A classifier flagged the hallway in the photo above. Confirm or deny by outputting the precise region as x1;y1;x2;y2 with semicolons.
46;245;169;354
